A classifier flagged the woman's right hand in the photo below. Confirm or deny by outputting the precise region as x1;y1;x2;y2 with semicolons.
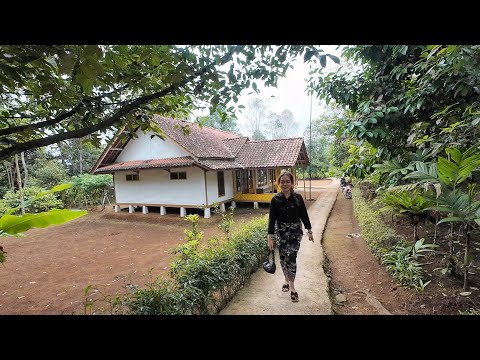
267;235;274;251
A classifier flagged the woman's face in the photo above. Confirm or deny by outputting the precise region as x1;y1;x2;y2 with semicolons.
279;174;293;193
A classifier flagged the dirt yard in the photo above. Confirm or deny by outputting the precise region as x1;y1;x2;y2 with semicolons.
0;204;272;314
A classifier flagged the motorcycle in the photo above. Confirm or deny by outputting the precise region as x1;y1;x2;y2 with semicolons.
343;184;352;199
340;177;352;199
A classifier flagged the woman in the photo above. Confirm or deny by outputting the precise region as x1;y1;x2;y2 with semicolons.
267;170;314;302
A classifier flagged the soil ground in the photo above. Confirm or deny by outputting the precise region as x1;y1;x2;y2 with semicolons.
0;204;269;314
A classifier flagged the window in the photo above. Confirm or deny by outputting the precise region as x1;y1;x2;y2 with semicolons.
126;174;139;181
217;171;225;197
170;171;187;180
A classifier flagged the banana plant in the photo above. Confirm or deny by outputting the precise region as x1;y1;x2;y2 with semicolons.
0;183;87;263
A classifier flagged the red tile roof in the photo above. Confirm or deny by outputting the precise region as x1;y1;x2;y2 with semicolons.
153;116;239;158
95;157;194;173
196;159;244;170
93;116;309;173
236;138;306;168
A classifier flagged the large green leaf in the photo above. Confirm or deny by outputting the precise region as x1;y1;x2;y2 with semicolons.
0;209;87;235
32;183;72;202
438;216;466;224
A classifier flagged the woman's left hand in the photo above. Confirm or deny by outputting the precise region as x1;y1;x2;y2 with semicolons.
308;233;314;242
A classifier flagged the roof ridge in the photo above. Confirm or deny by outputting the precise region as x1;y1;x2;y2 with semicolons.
249;137;304;143
154;114;241;138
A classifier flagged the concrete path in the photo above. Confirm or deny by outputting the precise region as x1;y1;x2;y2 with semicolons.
220;179;339;315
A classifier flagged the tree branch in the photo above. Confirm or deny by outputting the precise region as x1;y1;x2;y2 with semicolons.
0;85;130;137
0;46;242;160
0;103;83;137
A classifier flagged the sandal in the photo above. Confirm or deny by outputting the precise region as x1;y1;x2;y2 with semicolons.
291;291;299;302
282;284;289;292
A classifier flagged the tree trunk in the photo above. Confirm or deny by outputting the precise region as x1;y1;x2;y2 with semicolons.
14;154;25;215
449;223;454;255
413;215;420;241
4;160;14;190
20;151;28;187
79;148;83;174
463;223;471;291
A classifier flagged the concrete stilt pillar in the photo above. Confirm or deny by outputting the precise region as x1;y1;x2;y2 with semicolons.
231;201;236;209
180;207;186;217
114;205;120;213
129;205;135;213
160;206;166;215
142;206;148;214
204;208;211;219
220;203;226;213
253;202;259;209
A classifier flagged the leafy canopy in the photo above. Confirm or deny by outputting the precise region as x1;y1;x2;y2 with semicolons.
0;45;334;160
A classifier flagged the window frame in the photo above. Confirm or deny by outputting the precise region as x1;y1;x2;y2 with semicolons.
170;171;187;180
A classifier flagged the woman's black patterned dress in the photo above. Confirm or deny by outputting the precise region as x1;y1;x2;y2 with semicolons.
268;191;312;281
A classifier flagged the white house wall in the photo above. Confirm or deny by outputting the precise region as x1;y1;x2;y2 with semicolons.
117;130;189;162
115;166;207;206
206;170;234;204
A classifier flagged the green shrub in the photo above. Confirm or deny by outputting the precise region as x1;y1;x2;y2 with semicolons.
125;279;207;315
1;186;63;215
63;174;113;208
352;187;433;291
122;215;269;315
352;187;403;251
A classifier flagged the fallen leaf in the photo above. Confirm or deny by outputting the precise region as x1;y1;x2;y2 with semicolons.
459;292;472;296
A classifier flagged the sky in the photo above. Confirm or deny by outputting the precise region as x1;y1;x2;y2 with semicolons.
235;45;342;138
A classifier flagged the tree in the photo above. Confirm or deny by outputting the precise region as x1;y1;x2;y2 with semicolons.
251;129;266;140
304;103;348;177
0;45;333;160
311;45;480;166
55;138;103;176
244;97;269;138
266;109;298;139
196;105;239;133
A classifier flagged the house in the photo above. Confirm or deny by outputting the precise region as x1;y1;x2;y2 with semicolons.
92;115;309;218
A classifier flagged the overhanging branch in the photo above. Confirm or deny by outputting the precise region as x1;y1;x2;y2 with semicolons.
0;103;83;137
0;85;130;137
0;46;242;160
